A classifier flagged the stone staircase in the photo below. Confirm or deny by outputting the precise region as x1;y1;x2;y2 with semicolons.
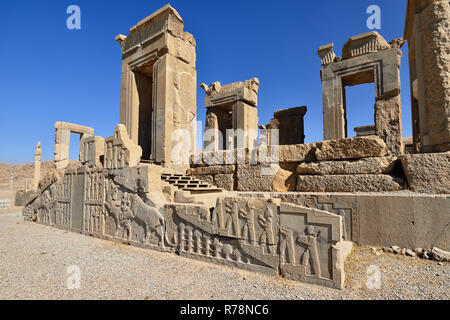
161;173;223;194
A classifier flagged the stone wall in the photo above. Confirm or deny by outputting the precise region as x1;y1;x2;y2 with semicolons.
190;136;412;193
235;192;450;252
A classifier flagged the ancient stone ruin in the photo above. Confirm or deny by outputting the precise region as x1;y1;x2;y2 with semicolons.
21;2;449;290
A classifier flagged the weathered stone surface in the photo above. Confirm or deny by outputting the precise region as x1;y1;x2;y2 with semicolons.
105;124;142;170
296;174;404;192
405;0;450;153
273;167;296;192
315;137;388;161
189;165;235;175
278;143;317;163
297;157;397;175
318;43;337;66
236;164;279;192
342;31;390;60
214;174;234;191
201;78;260;108
266;106;307;146
375;92;403;154
80;136;105;167
431;247;450;262
354;125;376;137
400;152;450;194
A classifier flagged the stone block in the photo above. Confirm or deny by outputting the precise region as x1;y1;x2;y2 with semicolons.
189;165;235;175
315;136;388;161
278;143;317;163
236;164;279;192
214;174;234;191
400;152;450;194
296;174;404;192
375;92;403;155
297;157;397;175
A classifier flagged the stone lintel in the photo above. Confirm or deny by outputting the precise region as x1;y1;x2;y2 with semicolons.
201;78;260;108
55;121;94;136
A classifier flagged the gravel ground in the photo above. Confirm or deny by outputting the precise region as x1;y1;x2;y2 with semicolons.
0;212;448;300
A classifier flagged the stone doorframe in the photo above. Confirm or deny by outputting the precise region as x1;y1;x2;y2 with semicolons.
54;121;94;170
319;40;403;155
116;4;197;165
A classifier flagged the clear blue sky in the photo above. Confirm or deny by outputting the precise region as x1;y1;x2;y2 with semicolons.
0;0;410;164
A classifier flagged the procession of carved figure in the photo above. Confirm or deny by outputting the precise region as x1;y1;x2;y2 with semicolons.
85;205;103;234
170;215;250;264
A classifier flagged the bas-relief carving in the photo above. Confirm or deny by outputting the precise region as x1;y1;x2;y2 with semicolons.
279;203;345;288
105;124;142;170
164;204;277;273
24;169;348;288
273;193;358;243
162;198;345;288
104;180;166;247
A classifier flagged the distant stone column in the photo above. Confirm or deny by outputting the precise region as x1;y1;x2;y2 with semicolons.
33;142;41;190
10;169;13;191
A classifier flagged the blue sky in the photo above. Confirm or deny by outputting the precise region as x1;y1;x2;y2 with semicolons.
0;0;410;164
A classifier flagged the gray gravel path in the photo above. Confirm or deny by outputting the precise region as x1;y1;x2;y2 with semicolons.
0;212;448;300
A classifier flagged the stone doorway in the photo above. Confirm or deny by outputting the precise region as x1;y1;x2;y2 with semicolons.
342;72;376;138
133;63;154;161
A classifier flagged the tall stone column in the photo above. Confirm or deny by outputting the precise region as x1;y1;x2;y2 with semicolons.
33;142;41;191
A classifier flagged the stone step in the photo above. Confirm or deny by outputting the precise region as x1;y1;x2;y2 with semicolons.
161;173;224;194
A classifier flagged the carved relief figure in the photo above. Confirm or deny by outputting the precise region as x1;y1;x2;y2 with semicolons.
280;227;296;265
105;181;122;237
257;206;275;253
296;226;321;277
225;201;240;237
239;204;256;243
119;193;133;241
129;194;166;247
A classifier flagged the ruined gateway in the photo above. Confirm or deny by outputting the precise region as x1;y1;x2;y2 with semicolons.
22;2;450;290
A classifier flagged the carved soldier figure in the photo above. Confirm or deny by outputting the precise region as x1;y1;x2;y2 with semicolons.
280;227;296;265
296;225;321;277
119;193;133;241
239;204;256;243
225;201;240;237
258;206;275;254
